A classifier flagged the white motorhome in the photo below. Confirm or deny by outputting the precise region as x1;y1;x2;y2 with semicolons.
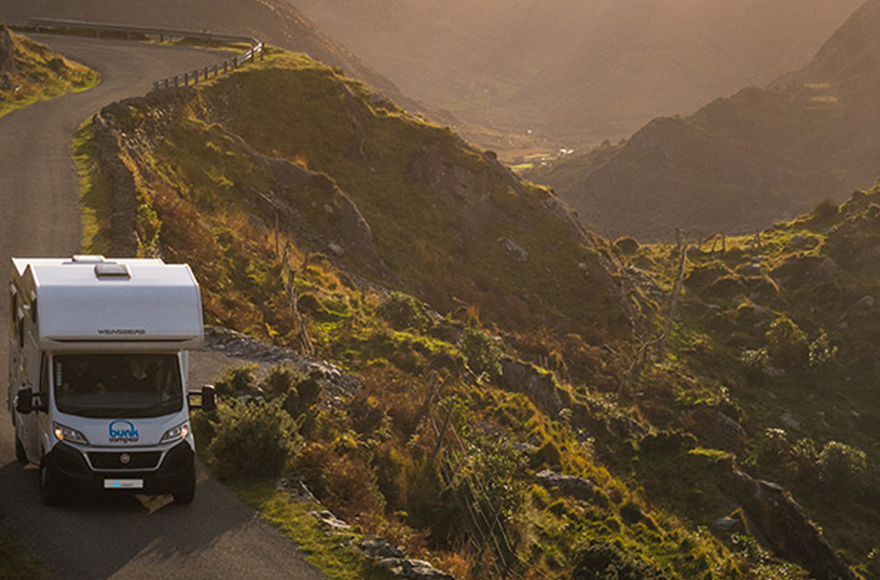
8;255;215;505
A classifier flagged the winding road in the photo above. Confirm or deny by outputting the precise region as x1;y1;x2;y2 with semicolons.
0;35;326;580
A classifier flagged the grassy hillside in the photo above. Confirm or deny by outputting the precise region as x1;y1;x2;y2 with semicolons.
0;24;97;118
528;0;880;241
76;45;880;580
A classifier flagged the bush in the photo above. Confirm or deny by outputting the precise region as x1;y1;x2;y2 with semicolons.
214;363;258;397
458;327;501;377
808;330;837;368
739;349;769;380
572;540;671;580
208;398;300;480
811;199;839;222
765;317;809;371
615;237;640;254
818;441;867;493
263;362;304;397
377;291;432;332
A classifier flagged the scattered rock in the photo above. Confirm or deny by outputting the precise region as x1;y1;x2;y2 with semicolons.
781;412;800;430
356;537;405;559
310;510;351;532
328;242;345;256
535;470;602;503
378;558;456;580
204;326;359;398
712;516;741;533
498;236;528;261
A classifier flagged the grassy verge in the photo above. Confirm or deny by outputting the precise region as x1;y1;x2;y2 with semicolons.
230;481;395;580
73;118;112;255
0;32;98;120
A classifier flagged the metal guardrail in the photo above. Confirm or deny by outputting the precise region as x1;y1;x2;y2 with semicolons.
26;18;264;92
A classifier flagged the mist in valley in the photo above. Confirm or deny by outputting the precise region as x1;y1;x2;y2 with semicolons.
295;0;861;147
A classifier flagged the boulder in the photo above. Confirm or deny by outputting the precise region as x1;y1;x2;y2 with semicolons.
731;470;856;580
535;470;600;502
309;510;351;532
356;537;405;559
498;356;571;416
378;558;456;580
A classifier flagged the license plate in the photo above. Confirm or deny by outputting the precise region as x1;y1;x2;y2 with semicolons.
104;479;143;490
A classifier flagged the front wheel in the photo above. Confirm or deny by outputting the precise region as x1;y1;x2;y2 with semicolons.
173;477;196;505
39;457;62;506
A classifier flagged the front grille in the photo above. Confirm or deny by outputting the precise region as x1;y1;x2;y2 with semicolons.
87;451;161;470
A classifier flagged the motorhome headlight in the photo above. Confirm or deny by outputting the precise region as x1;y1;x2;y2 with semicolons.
161;421;190;443
53;422;89;445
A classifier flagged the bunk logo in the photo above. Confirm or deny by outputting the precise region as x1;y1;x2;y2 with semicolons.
109;420;139;443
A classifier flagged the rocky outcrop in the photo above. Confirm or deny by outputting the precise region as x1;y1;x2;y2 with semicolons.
0;22;16;84
498;356;571;416
535;470;607;506
731;470;855;580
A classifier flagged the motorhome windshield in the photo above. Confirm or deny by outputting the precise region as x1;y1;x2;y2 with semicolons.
54;354;183;418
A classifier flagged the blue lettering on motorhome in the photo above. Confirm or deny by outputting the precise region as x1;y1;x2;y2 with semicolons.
109;420;139;443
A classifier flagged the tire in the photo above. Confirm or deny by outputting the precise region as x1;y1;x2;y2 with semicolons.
39;456;62;506
173;478;196;505
14;433;27;464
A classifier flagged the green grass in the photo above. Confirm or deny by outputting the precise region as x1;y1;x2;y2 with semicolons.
227;480;395;580
0;32;98;120
73;118;113;255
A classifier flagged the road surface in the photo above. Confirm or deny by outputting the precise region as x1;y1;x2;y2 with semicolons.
0;35;326;580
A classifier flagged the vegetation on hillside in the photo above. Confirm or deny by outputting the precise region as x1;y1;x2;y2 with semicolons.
76;44;880;580
0;28;97;119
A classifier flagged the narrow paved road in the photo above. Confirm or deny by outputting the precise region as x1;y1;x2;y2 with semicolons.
0;35;326;580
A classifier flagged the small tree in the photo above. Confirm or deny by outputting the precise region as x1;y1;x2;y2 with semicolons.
377;291;432;332
818;441;867;494
209;398;300;480
766;317;809;371
458;327;501;377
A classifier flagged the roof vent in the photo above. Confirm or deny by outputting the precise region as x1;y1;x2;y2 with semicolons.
72;255;106;263
95;263;130;279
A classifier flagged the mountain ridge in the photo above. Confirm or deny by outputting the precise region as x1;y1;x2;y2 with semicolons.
529;0;880;240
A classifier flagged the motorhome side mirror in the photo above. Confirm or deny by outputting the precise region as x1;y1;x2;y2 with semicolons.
188;385;216;412
15;388;34;415
201;385;216;413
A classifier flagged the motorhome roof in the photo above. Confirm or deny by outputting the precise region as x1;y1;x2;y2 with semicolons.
11;256;204;349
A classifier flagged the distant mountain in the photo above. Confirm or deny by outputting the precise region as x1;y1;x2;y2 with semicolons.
294;0;860;147
0;0;450;123
528;0;880;241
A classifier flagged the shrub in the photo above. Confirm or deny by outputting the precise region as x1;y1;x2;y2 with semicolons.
208;398;300;480
572;540;671;580
214;363;258;396
818;441;867;493
263;362;304;397
377;291;432;332
458;327;501;377
765;317;809;371
811;199;839;222
615;237;640;254
739;349;769;380
808;330;837;368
